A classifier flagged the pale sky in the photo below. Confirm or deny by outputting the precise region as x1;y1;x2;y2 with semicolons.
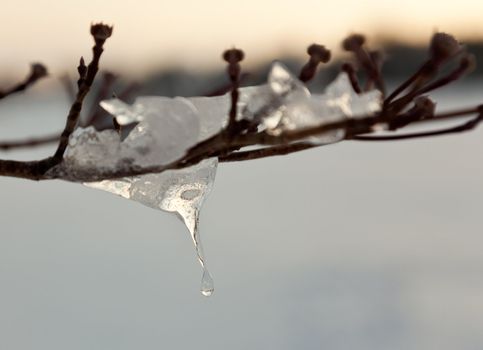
1;0;483;78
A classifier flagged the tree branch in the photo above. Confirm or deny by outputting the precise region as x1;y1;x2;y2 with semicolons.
0;30;480;184
0;64;48;100
219;143;317;162
0;23;112;180
51;24;113;163
352;112;483;141
0;133;59;151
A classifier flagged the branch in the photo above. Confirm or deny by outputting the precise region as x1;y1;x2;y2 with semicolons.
0;64;48;100
101;106;482;180
0;73;140;152
342;34;385;95
223;48;244;134
341;63;362;93
298;44;330;83
51;24;113;163
353;112;483;141
0;133;59;151
0;23;112;180
219;143;317;162
385;33;463;105
0;30;480;184
0;101;478;182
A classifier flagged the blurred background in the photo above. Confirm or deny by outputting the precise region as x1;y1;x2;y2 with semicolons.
1;1;483;349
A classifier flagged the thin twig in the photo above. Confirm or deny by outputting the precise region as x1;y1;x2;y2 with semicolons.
0;23;112;179
342;34;385;95
388;56;475;116
0;133;59;151
412;55;475;96
0;64;48;100
219;143;316;162
51;23;113;163
353;113;482;141
341;63;362;93
298;44;330;83
223;48;244;134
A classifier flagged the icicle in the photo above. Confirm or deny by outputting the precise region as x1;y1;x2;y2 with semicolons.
187;209;214;297
135;159;218;297
84;158;218;296
90;97;221;296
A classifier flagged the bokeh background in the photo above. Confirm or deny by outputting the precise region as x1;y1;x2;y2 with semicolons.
1;1;483;349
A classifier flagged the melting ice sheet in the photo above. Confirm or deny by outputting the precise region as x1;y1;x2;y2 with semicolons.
86;158;218;297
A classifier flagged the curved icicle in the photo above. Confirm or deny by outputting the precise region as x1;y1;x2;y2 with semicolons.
84;158;218;296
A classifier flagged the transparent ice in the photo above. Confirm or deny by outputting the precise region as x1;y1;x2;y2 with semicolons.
60;97;201;180
85;158;218;297
78;97;220;296
98;62;381;148
100;96;200;167
259;62;382;144
314;73;382;120
59;61;382;296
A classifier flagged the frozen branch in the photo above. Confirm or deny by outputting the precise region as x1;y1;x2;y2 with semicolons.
0;28;481;183
1;27;482;297
0;23;112;180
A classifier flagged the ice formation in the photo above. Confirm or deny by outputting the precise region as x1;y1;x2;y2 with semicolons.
61;97;201;178
255;62;382;143
58;61;382;296
88;97;221;296
86;158;218;297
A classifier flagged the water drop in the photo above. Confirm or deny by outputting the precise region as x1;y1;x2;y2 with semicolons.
200;269;214;297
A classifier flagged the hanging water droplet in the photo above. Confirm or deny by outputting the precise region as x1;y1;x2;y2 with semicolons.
200;269;214;297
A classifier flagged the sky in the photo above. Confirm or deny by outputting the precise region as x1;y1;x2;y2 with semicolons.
1;0;483;78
